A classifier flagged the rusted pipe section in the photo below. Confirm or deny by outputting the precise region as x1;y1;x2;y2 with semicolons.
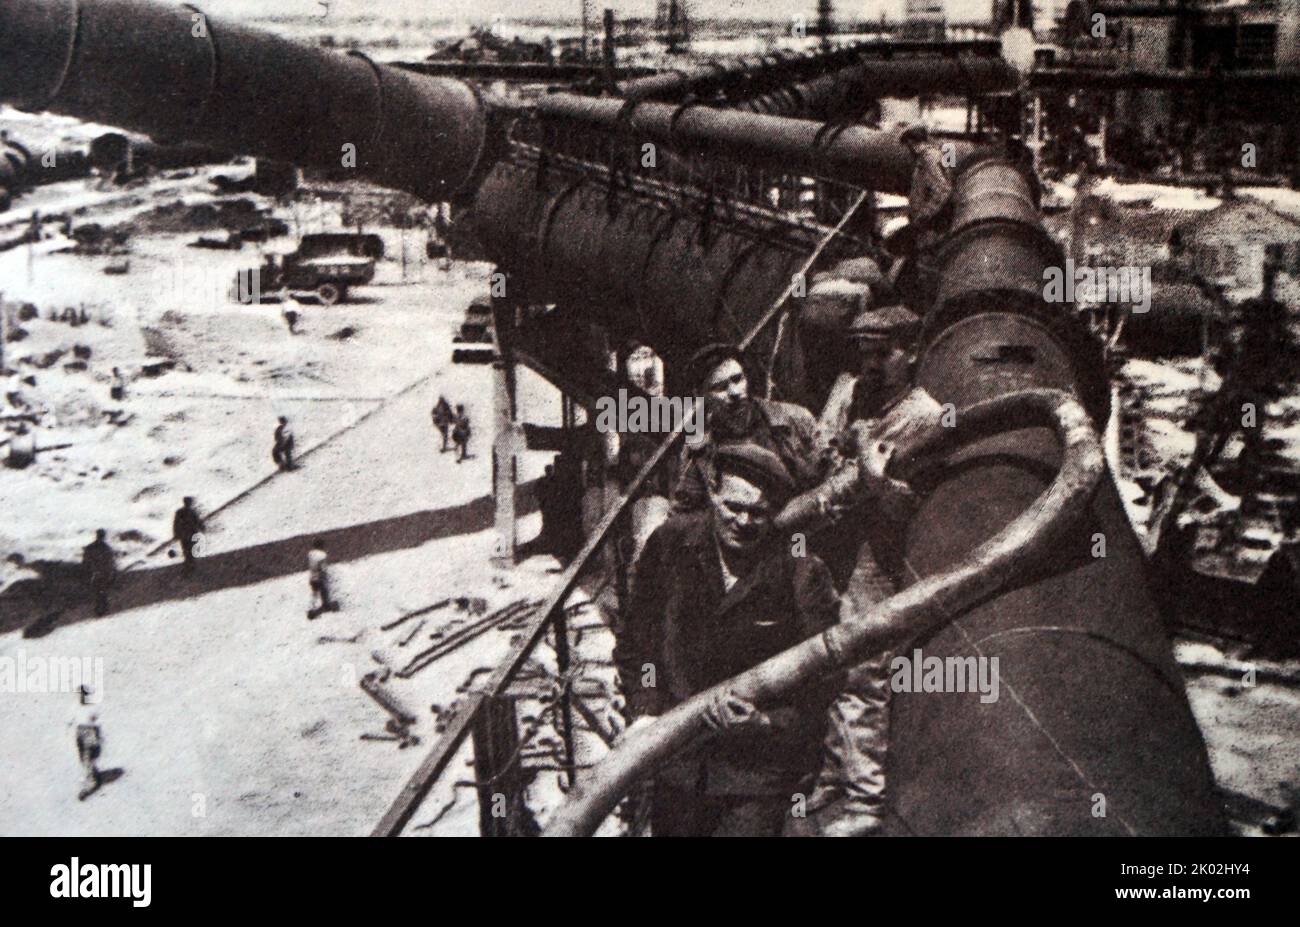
0;0;492;200
882;156;1222;836
471;159;821;374
543;388;1103;836
733;57;1019;121
611;40;1005;102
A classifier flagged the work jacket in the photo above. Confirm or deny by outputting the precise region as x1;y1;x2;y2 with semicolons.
614;512;842;796
173;508;202;542
670;398;827;512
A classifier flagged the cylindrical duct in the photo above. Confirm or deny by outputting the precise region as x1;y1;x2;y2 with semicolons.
0;0;491;200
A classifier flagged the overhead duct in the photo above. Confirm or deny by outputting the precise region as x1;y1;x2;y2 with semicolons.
0;0;494;201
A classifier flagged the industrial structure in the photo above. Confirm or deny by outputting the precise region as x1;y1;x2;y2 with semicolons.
2;0;1292;837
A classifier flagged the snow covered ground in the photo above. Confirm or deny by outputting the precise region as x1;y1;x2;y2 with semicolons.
0;163;625;836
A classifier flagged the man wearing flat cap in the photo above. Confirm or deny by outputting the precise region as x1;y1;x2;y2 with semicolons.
669;343;828;514
614;441;842;836
842;303;922;426
805;302;924;837
814;302;920;584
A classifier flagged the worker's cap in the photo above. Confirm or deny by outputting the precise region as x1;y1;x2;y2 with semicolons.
711;441;796;504
687;342;746;390
846;304;922;342
816;256;884;288
898;123;930;145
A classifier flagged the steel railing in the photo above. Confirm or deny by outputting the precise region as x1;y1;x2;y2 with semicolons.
370;188;868;837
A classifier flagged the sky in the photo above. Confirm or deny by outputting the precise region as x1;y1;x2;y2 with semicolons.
158;0;998;25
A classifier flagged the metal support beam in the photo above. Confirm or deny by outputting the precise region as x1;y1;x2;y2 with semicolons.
491;289;523;569
470;695;527;837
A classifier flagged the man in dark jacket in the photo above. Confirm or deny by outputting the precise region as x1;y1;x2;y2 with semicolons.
82;529;116;616
451;405;471;463
272;416;296;471
615;442;842;836
172;497;204;575
431;396;454;452
900;123;953;248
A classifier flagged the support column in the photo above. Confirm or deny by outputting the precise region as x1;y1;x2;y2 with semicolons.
470;696;528;837
491;287;524;570
1027;92;1044;170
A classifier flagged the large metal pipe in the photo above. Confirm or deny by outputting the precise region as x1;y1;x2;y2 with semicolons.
536;95;977;195
734;57;1019;121
472;159;816;377
612;40;1004;102
891;156;1222;835
0;0;491;201
542;155;1225;836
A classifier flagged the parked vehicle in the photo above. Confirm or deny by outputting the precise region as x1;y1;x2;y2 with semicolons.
454;297;494;343
232;234;380;305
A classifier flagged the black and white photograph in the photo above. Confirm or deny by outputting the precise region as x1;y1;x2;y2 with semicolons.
0;0;1295;873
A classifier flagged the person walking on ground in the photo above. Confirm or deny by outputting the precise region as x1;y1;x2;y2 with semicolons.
536;461;560;556
74;685;105;801
110;367;127;402
306;539;339;620
172;496;204;575
432;395;454;452
451;404;471;463
273;416;296;471
82;529;116;617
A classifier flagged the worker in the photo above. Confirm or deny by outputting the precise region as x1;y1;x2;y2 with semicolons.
831;305;922;431
451;404;471;463
109;367;127;402
272;416;296;471
536;461;560;556
282;305;300;335
670;343;827;514
306;539;339;620
74;685;105;801
6;424;36;469
899;123;954;253
433;207;452;270
172;497;204;575
802;365;929;837
82;529;116;616
614;443;842;836
431;395;454;452
808;303;922;589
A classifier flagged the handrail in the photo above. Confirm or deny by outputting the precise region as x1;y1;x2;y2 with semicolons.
369;429;680;837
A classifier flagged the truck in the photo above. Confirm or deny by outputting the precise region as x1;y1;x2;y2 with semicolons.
232;233;383;305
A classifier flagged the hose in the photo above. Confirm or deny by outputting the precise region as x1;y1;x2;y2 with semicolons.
542;387;1104;836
